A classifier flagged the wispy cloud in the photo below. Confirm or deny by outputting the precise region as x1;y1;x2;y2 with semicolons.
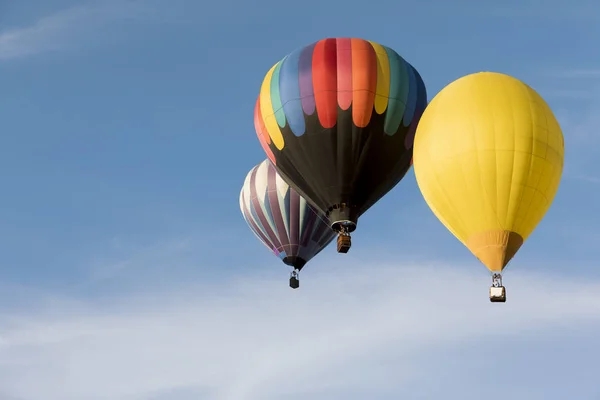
491;0;599;20
538;67;600;180
544;69;600;79
570;174;600;184
0;257;598;400
440;0;600;20
0;2;153;61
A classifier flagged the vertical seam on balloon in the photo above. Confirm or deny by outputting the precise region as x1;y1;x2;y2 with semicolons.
505;81;520;232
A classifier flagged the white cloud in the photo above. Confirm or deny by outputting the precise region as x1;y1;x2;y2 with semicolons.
545;69;600;79
0;256;598;400
537;68;600;182
0;2;154;61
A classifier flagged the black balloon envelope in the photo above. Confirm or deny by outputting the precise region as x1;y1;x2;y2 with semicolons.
254;37;428;252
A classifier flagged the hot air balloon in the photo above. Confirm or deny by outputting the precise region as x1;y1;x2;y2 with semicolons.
413;72;564;302
240;159;336;289
254;38;427;253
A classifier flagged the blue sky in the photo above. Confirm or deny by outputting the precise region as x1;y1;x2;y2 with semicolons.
0;0;599;399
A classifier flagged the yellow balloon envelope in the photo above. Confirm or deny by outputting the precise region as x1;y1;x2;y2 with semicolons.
413;72;564;273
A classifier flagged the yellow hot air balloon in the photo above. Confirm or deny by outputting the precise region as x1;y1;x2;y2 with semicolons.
413;72;564;303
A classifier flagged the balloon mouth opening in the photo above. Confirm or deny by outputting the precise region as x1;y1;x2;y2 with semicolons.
331;220;357;233
327;204;359;233
283;256;307;270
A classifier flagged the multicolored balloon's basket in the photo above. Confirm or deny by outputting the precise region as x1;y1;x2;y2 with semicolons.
337;235;351;253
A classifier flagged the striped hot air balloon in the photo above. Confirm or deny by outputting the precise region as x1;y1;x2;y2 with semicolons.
240;159;336;288
254;38;428;253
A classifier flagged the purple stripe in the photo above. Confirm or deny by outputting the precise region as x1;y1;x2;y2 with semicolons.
289;190;300;255
266;164;291;250
299;42;316;115
241;192;278;253
249;168;284;251
299;207;317;247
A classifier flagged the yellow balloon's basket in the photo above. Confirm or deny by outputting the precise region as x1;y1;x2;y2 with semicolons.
489;286;506;302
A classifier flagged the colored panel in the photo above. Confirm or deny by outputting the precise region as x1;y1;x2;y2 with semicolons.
336;38;353;111
259;63;285;150
254;163;280;240
249;167;283;251
298;42;317;115
402;64;418;127
368;40;391;114
254;97;276;164
289;190;300;251
279;47;306;136
267;165;290;248
297;197;307;242
406;68;428;149
312;38;338;129
241;192;277;254
414;67;428;119
383;47;407;135
351;38;377;128
270;58;286;128
274;171;291;238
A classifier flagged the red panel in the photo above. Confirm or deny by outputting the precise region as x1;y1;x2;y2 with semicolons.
336;38;353;110
351;39;377;128
312;39;338;129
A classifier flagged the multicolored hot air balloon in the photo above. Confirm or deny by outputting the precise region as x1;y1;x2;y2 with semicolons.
254;38;427;253
413;72;565;302
240;159;336;289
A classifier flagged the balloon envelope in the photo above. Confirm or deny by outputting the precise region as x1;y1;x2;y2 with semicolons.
413;72;564;272
254;38;427;233
240;159;336;270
